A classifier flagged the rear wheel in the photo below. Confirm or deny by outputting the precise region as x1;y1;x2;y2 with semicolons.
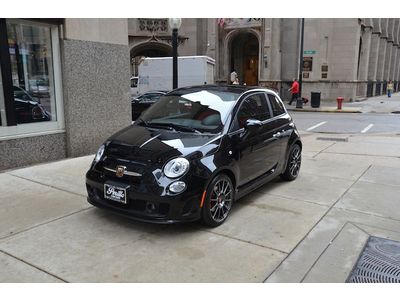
201;174;234;227
281;143;301;181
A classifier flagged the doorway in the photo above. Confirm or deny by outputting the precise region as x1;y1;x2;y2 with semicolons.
230;32;259;86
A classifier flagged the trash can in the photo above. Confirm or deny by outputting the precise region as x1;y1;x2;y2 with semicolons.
311;92;321;108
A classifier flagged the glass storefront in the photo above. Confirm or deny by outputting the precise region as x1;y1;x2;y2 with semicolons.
0;19;64;138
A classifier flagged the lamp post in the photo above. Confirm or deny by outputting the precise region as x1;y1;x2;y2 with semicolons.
169;18;182;90
298;18;305;98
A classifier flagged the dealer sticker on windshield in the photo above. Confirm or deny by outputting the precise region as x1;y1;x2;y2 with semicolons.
104;184;127;204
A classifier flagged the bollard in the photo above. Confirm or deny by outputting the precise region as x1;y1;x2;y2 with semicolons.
337;97;344;110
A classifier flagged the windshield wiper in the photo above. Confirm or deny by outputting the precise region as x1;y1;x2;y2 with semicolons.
148;122;201;134
135;118;149;126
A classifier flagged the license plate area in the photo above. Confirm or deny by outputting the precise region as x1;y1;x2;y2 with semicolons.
104;182;130;204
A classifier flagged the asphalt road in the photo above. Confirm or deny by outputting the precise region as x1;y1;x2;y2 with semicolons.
290;112;400;134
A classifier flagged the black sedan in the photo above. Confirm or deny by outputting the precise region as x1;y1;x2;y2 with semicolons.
86;85;302;227
131;91;167;121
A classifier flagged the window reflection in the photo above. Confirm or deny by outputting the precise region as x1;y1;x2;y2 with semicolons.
7;20;55;124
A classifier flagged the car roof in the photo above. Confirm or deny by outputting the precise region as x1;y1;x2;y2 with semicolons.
168;84;278;96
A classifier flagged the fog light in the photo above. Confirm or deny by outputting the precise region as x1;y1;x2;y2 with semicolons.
169;181;186;193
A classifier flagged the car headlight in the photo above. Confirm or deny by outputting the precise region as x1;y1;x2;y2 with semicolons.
94;144;105;162
164;157;189;178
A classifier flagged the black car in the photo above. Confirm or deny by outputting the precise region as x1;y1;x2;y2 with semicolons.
13;86;51;124
131;91;167;121
86;85;302;227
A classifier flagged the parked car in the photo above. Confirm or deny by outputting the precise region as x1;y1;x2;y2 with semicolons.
131;91;168;120
13;86;51;123
86;85;302;227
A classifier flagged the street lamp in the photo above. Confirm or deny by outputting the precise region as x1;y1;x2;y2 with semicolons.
298;18;305;98
169;18;182;89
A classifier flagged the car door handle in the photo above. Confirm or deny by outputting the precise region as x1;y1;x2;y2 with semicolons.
273;132;281;138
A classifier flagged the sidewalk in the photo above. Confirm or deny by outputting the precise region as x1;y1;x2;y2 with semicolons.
1;132;400;282
285;91;400;114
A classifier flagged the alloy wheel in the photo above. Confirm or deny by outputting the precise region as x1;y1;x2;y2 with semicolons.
289;146;301;177
209;178;233;223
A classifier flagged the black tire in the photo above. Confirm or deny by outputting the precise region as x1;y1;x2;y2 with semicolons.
281;143;302;181
201;174;234;227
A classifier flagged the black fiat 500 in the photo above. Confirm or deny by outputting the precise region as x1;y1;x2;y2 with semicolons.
86;85;302;227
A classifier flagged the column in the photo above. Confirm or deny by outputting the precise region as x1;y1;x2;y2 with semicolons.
357;26;372;97
390;45;398;80
383;41;393;82
367;32;380;96
376;37;387;94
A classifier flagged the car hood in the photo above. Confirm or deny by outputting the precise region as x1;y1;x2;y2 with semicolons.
106;125;221;164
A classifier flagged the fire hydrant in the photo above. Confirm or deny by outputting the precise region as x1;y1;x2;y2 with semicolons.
337;97;344;110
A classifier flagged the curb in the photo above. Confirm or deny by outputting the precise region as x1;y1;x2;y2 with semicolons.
287;107;362;113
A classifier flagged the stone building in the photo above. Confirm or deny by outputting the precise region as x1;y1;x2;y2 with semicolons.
129;18;400;102
2;18;399;170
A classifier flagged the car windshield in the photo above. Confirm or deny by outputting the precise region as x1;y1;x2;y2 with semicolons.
138;89;239;134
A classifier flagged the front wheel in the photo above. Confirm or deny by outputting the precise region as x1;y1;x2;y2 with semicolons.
201;174;234;227
281;143;302;181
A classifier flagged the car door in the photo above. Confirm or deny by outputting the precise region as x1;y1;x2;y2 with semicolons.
266;93;293;164
229;92;281;186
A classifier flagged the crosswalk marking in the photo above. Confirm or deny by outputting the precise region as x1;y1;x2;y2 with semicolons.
306;121;327;131
361;124;374;133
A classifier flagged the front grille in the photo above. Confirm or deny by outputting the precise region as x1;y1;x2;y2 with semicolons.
347;236;400;283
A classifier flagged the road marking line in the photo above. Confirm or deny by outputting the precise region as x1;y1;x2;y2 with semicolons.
361;123;374;133
307;121;327;131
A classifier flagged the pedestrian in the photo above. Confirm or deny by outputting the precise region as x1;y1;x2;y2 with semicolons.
288;78;299;105
232;77;240;85
230;71;238;84
387;80;394;98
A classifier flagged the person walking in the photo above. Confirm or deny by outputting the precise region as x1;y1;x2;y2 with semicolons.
288;78;299;105
387;80;394;98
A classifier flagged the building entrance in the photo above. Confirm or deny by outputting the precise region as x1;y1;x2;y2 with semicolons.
230;32;259;86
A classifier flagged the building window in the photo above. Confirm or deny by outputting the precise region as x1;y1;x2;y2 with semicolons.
0;19;64;139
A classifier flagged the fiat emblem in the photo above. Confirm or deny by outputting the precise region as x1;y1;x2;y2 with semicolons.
116;166;126;178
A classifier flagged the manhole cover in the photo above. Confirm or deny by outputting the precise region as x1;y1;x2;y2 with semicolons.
347;236;400;283
316;137;348;142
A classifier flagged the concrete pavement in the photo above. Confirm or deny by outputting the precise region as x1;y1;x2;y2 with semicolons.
285;91;400;114
1;132;400;282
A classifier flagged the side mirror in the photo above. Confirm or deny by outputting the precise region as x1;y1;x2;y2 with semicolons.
244;119;262;131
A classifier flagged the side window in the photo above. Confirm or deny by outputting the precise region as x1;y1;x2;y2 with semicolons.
267;94;286;116
234;93;271;130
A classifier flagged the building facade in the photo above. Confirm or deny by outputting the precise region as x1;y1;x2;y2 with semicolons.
2;18;400;170
128;18;400;102
0;18;131;171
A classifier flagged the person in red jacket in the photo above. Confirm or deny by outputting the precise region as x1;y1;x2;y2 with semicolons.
288;79;299;105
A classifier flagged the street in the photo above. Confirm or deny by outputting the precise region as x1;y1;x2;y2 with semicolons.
291;112;400;134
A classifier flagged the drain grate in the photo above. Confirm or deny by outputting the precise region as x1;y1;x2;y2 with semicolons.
347;236;400;283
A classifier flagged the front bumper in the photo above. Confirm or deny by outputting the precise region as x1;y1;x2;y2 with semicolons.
86;170;205;224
